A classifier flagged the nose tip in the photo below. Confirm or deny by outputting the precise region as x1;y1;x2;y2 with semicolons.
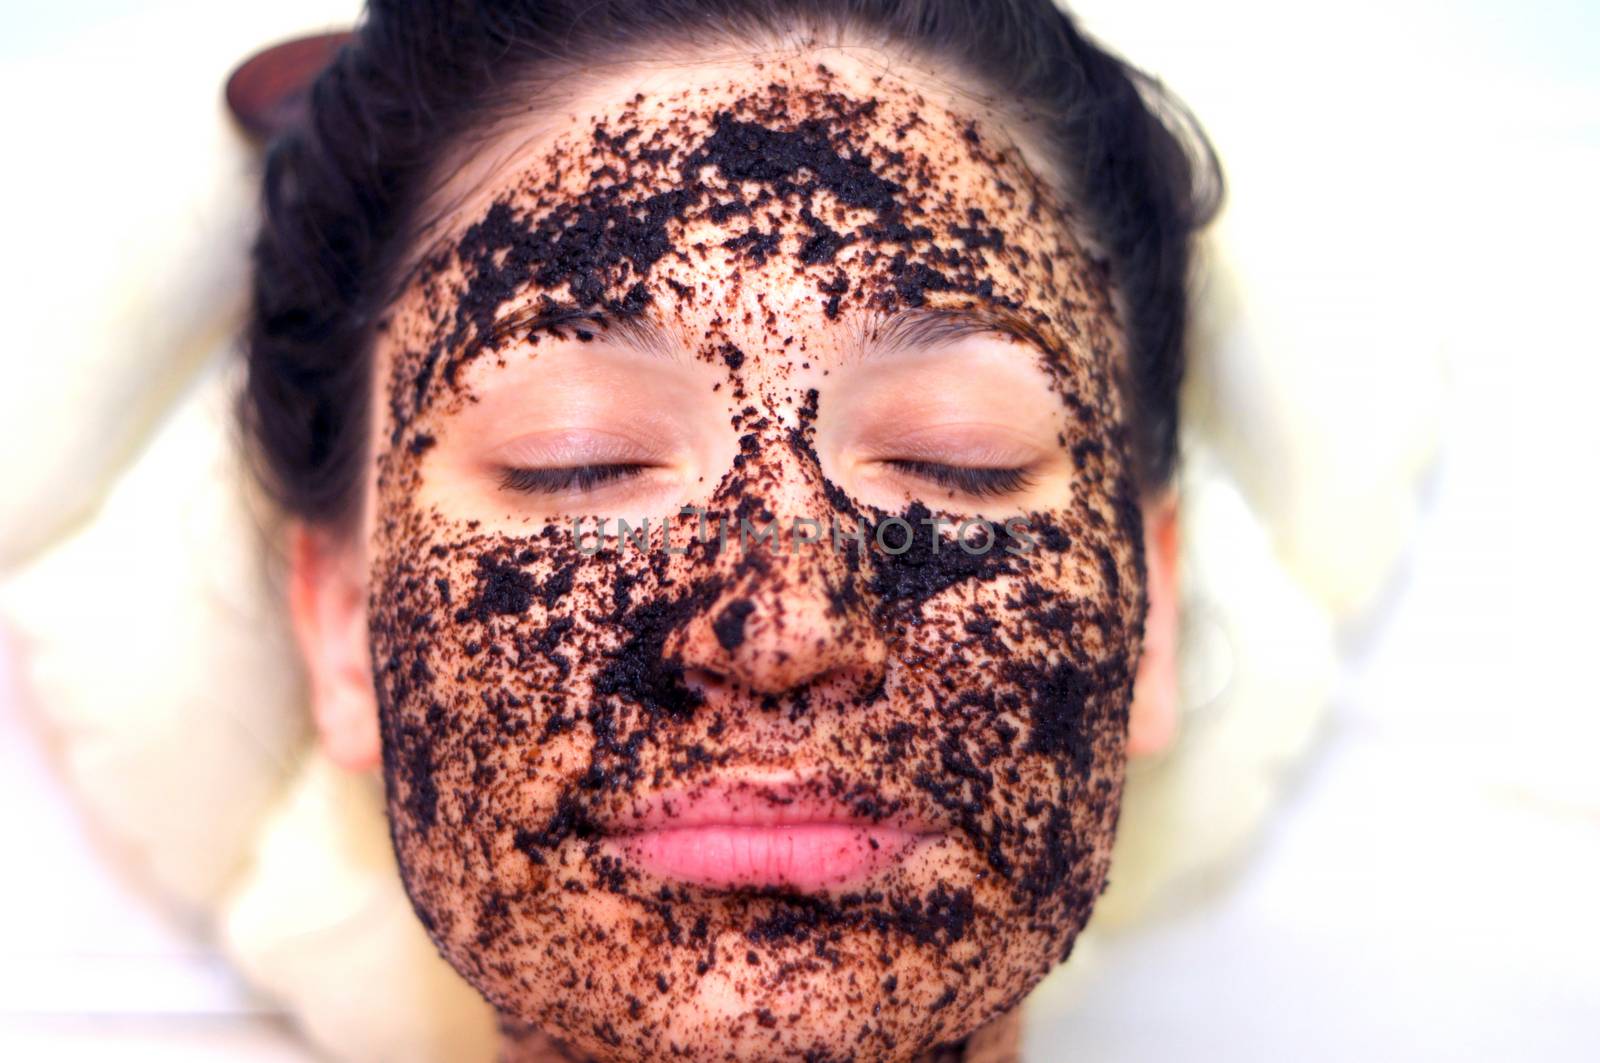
673;584;887;697
668;411;886;700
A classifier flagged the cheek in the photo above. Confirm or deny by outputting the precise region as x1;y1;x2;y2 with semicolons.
368;506;649;841
882;519;1142;847
364;505;682;1015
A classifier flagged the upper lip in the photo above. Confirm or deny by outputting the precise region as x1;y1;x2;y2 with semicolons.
594;771;945;837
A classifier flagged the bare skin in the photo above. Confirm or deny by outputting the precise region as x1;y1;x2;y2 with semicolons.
291;40;1178;1063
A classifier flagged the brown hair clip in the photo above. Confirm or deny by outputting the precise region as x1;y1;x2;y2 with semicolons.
225;31;353;144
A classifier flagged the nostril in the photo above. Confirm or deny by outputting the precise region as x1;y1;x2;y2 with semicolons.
680;666;728;696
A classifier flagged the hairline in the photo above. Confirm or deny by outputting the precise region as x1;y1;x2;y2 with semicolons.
383;23;1073;305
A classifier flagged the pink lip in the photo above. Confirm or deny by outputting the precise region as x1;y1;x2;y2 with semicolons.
600;778;939;892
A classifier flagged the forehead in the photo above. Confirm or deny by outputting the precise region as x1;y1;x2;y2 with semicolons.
415;50;1068;260
378;50;1120;426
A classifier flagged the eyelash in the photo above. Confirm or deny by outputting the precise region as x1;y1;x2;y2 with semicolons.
498;460;1035;498
499;464;647;494
886;459;1035;498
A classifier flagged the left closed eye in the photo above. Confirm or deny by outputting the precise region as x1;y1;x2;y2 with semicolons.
498;463;649;495
884;459;1035;498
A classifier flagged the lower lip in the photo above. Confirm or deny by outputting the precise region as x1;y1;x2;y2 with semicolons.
614;824;925;891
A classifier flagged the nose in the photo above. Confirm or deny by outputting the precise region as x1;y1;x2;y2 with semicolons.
667;437;887;697
674;562;887;695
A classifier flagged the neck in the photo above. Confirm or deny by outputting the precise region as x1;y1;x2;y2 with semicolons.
497;1008;1023;1062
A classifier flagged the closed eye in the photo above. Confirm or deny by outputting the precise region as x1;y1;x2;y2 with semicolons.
498;464;649;495
886;459;1035;498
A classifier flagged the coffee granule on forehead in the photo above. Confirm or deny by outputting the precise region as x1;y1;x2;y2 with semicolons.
797;206;853;265
385;75;1120;441
721;224;782;266
682;110;902;214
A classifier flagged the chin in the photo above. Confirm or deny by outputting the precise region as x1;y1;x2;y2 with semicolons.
496;933;1016;1062
451;849;1061;1063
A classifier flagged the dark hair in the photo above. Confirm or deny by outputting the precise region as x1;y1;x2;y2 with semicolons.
240;0;1222;529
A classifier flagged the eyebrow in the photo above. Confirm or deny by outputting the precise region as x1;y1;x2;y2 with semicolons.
847;304;1055;364
482;302;685;361
480;299;1051;365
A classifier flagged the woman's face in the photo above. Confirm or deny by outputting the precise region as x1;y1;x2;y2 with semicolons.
359;51;1146;1061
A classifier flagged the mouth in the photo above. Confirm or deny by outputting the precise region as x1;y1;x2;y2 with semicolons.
596;774;943;893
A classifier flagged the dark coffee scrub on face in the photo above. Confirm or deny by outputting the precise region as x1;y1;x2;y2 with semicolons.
367;69;1144;1061
240;3;1221;1062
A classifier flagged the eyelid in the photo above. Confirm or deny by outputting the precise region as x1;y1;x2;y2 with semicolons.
854;422;1047;469
863;440;1040;471
487;429;665;469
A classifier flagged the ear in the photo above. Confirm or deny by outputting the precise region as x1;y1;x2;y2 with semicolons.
287;522;381;771
1128;493;1180;758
